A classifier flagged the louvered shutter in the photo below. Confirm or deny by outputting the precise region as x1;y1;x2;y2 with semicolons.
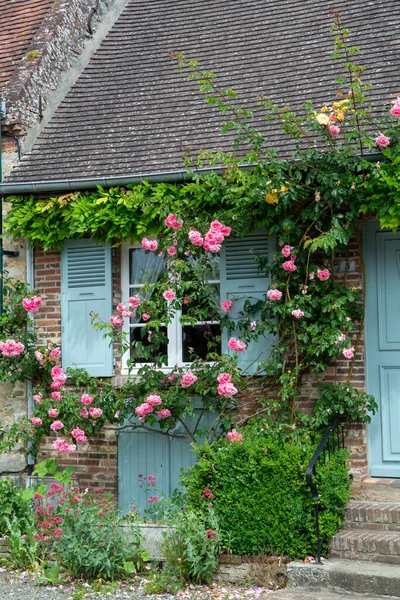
61;240;113;377
220;230;275;374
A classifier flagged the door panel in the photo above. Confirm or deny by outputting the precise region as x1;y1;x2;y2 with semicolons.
365;221;400;476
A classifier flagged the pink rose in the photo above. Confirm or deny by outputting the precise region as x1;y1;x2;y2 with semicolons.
168;374;178;382
51;392;61;401
80;409;89;419
375;133;390;148
33;394;42;403
31;417;43;426
226;429;243;442
164;214;183;229
205;231;224;245
48;409;59;418
317;269;330;281
135;403;153;417
128;295;141;309
49;347;61;359
71;427;87;444
35;350;43;362
50;420;64;431
53;438;76;454
328;124;340;136
282;260;297;272
203;241;221;253
146;394;162;406
0;339;25;357
142;313;151;321
81;394;93;405
110;315;123;326
227;337;246;352
89;407;103;419
22;296;43;312
116;303;127;312
217;372;231;384
167;246;177;256
389;98;400;118
217;382;238;397
221;300;232;313
267;289;283;301
163;289;176;302
157;409;171;418
141;238;158;251
292;309;304;319
181;371;197;388
343;347;354;360
309;272;315;280
188;229;204;246
250;321;257;330
281;245;294;258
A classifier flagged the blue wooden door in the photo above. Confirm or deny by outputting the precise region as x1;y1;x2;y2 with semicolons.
365;221;400;477
118;406;217;515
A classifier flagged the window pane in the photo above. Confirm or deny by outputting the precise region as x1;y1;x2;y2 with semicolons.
182;323;221;362
129;248;165;286
130;325;168;364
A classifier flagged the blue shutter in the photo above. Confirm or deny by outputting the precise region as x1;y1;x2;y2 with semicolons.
220;229;275;374
61;239;113;377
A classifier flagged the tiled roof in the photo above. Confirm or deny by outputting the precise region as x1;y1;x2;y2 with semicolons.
7;0;400;184
0;0;55;90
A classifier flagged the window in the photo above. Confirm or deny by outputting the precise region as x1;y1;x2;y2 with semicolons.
121;230;276;374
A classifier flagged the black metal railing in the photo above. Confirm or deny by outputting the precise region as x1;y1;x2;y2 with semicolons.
306;414;345;563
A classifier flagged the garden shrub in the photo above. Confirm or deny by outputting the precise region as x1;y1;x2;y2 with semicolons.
181;426;350;558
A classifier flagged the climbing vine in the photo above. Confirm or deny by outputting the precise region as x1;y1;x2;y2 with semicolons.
1;16;399;454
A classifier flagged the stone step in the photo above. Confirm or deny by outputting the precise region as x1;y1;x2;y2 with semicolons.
343;500;400;531
287;558;400;597
330;528;400;564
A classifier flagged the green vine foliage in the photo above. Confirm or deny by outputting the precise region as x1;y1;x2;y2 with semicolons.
1;18;397;454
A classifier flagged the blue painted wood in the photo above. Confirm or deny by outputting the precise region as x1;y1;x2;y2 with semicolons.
61;240;113;376
220;230;276;374
364;221;400;477
118;405;217;515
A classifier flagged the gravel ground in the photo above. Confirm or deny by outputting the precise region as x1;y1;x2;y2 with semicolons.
0;569;398;600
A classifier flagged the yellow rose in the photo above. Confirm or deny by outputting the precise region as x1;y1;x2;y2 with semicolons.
336;111;345;121
315;113;330;125
332;102;340;108
266;190;279;204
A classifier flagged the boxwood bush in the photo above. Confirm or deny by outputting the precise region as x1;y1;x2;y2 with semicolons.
181;426;350;558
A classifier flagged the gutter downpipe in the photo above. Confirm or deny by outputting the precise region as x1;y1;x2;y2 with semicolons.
26;243;35;487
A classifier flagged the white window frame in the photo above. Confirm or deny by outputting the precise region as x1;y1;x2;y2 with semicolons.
120;242;221;374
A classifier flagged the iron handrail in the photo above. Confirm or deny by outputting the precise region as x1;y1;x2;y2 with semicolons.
306;414;345;563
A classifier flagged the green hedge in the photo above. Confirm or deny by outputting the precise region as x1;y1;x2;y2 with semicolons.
181;428;350;558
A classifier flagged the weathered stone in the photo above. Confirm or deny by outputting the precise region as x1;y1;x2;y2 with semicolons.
0;453;27;474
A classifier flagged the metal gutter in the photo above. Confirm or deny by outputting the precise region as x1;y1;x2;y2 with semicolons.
0;166;237;195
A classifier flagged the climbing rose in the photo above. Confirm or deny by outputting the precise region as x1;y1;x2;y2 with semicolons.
135;403;153;417
0;339;25;357
292;309;304;319
267;289;282;301
343;347;355;360
146;394;162;406
80;409;89;419
327;124;340;136
163;290;176;302
49;347;61;359
227;429;243;442
33;394;42;403
282;260;297;272
110;315;123;327
128;295;141;308
188;230;204;246
338;334;346;342
51;392;61;401
157;409;171;418
317;268;331;281
164;214;183;229
202;488;215;500
142;313;151;321
389;97;400;118
250;321;257;330
81;394;93;405
227;337;246;352
31;417;43;426
48;409;59;418
217;382;238;397
375;133;390;148
315;113;330;125
35;351;43;362
217;373;231;384
71;428;87;444
181;372;197;388
53;438;76;454
167;246;177;256
221;300;232;313
281;245;294;258
205;529;217;539
89;407;103;419
50;421;64;431
22;296;43;312
141;238;158;251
